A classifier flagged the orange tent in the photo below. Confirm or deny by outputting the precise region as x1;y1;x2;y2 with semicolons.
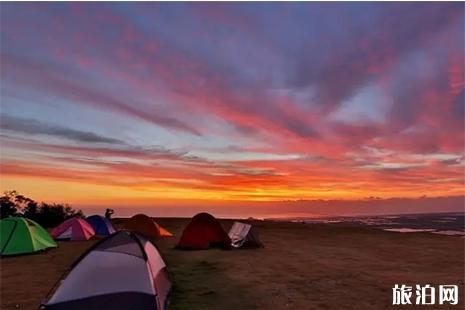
124;214;173;238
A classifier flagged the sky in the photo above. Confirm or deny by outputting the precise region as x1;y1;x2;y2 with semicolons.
0;3;464;217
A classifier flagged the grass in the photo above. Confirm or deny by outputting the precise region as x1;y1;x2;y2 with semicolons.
1;218;464;309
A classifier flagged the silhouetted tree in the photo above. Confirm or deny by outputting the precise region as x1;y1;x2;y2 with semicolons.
37;203;83;227
0;190;83;227
23;199;40;222
0;191;20;218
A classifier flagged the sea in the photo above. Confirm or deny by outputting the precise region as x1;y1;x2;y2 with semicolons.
271;212;465;236
82;206;464;237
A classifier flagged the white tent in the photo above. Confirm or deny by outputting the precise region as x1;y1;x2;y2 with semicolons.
228;221;263;248
42;231;171;310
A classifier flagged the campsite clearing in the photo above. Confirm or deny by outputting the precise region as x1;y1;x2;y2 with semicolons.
1;218;464;309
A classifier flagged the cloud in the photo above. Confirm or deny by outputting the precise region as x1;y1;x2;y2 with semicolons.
0;137;195;163
0;3;463;204
359;162;428;172
1;54;201;136
1;114;124;144
288;3;463;110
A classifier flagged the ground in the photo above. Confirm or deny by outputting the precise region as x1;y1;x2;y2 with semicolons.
1;218;464;309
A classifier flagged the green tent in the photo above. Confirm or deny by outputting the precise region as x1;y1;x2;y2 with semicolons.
1;217;57;256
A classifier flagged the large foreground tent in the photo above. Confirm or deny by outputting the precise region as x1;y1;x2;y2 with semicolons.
176;213;231;250
51;217;95;241
124;214;173;238
228;221;263;248
42;231;171;310
86;215;116;236
1;217;57;256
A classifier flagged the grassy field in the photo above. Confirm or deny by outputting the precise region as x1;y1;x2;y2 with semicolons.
1;218;464;309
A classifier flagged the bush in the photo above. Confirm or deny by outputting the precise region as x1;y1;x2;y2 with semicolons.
0;190;83;227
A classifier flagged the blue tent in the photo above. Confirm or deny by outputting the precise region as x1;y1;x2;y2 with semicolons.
86;215;116;236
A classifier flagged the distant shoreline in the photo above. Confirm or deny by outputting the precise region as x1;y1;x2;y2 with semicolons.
110;212;465;237
111;211;465;220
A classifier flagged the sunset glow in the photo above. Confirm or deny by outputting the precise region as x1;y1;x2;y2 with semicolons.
1;3;464;214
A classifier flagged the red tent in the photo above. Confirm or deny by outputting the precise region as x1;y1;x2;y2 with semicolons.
176;213;231;250
51;217;95;241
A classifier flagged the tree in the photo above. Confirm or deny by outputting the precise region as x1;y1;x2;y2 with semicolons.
0;190;84;227
0;190;21;218
37;203;83;227
23;199;40;221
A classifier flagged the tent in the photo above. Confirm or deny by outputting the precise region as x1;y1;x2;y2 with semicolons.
124;214;173;238
228;221;263;248
176;213;231;250
51;217;95;241
42;231;171;310
1;217;57;256
86;215;116;236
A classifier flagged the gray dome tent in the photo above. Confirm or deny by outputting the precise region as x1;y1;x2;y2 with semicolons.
42;231;171;310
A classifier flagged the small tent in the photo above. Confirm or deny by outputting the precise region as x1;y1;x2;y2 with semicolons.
86;215;116;236
41;231;171;310
228;221;263;248
1;217;57;256
51;217;95;241
124;214;173;238
176;213;231;250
